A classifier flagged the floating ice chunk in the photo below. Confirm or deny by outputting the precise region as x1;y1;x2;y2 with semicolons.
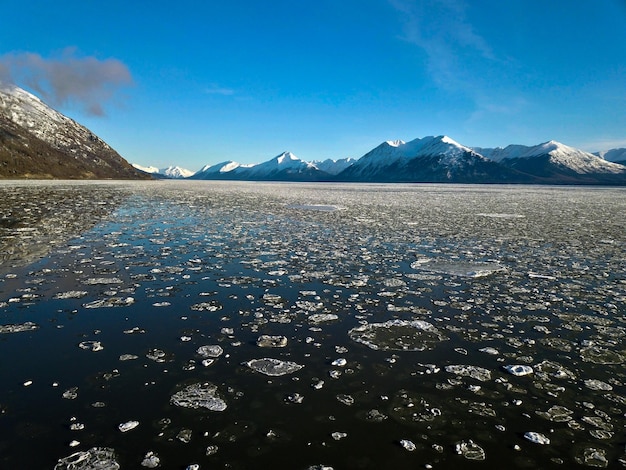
54;291;88;299
575;447;609;467
331;431;348;440
83;297;134;308
119;420;139;432
54;447;120;470
580;346;625;364
190;301;222;312
206;445;219;456
312;380;325;390
0;321;39;334
146;349;166;362
245;358;304;376
287;393;304;404
399;439;416;451
62;387;78;400
455;440;485;460
123;327;145;334
536;405;574;422
445;365;491;382
336;394;354;406
83;277;123;285
119;353;139;362
331;358;347;367
524;432;550;445
256;335;288;348
412;260;505;278
581;416;613;431
329;370;342;379
349;319;448;351
141;451;160;468
170;382;227;411
584;379;613;391
527;272;556;280
177;428;193;443
78;341;103;352
503;364;534;376
308;314;339;324
365;409;388;422
196;345;223;358
479;347;499;355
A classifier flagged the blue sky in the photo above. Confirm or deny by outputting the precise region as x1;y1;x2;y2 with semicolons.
2;0;626;171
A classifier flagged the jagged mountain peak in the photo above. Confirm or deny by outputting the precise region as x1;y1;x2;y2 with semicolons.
275;151;301;165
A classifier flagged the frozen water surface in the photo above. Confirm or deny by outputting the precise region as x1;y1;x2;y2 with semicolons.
1;181;626;469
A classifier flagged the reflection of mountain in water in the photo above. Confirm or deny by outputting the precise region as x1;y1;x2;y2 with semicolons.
0;182;129;272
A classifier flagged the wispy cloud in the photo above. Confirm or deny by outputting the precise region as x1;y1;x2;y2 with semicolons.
388;0;536;134
0;48;133;116
203;84;235;96
389;0;495;91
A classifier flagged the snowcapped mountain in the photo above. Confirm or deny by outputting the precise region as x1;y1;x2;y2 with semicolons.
188;160;254;179
311;157;356;175
132;164;193;178
338;135;531;183
192;152;332;181
594;148;626;165
164;137;626;185
244;151;324;180
477;140;626;184
0;83;146;179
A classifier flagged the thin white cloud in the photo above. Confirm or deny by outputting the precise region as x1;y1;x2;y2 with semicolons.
0;48;133;116
203;84;235;96
389;0;495;91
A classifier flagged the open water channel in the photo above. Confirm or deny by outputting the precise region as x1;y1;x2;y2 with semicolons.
0;180;625;469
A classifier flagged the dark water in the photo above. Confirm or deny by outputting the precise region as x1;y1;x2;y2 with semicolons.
0;180;625;469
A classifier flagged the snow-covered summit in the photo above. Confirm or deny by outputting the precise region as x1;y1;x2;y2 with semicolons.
311;157;356;175
477;140;625;175
246;151;317;175
345;135;484;176
132;164;193;178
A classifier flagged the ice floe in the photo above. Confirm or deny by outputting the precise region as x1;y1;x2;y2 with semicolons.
0;321;38;333
54;447;119;470
256;335;288;348
348;319;448;351
503;364;534;376
445;364;492;382
524;432;550;445
170;382;227;411
244;358;304;376
118;420;139;432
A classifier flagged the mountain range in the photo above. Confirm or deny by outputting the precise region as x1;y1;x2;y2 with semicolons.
184;136;626;185
1;83;625;184
0;84;147;179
